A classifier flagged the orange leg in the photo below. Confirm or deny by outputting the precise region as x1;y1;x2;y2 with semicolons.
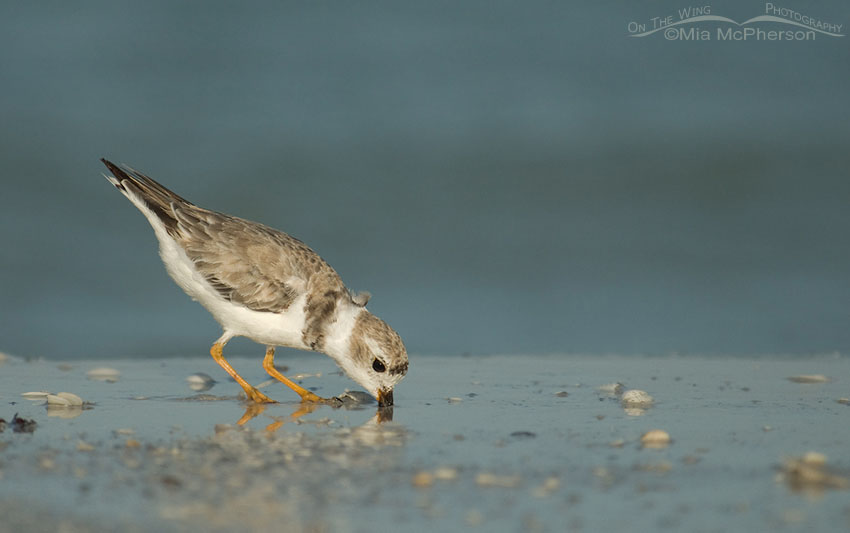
263;346;325;403
210;342;275;404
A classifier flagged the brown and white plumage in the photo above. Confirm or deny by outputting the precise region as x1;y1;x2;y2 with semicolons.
101;159;407;406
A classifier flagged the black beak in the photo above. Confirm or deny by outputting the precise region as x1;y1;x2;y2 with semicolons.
377;388;394;407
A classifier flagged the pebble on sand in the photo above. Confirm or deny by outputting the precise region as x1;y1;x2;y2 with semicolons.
621;390;653;408
641;429;672;449
87;367;121;382
787;374;830;384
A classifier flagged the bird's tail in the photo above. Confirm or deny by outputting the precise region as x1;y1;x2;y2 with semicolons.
101;158;193;236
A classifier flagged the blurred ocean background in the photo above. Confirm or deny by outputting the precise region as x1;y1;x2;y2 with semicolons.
1;1;848;360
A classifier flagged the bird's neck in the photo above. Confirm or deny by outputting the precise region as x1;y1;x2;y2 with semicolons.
321;304;366;362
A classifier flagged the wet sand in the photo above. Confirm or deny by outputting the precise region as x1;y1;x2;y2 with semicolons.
0;353;848;532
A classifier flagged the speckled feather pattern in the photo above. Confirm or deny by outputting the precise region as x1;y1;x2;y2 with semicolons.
349;312;408;377
103;160;347;315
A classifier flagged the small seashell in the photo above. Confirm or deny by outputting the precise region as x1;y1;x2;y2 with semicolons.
114;428;135;436
411;471;434;488
635;461;673;473
291;372;321;380
21;391;50;399
87;367;120;382
446;397;463;404
554;391;569;398
838;398;850;406
186;372;215;384
433;467;458;481
186;372;216;392
56;392;84;406
46;394;72;406
787;374;830;384
780;451;850;492
76;440;95;452
337;390;375;404
598;383;625;396
801;451;827;466
641;429;672;449
475;473;521;488
255;378;276;389
621;390;653;408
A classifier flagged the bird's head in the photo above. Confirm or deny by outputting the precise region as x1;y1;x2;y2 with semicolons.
342;310;408;407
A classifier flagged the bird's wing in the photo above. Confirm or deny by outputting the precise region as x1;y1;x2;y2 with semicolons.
173;206;345;313
102;158;353;314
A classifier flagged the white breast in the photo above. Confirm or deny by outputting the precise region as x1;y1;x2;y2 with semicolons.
161;235;310;348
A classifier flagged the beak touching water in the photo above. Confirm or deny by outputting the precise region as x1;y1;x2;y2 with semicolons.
377;388;394;407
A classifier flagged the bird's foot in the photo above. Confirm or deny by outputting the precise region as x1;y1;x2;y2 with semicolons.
245;387;276;404
300;391;343;406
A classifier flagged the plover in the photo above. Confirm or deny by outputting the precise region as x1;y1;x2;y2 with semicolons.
101;159;407;406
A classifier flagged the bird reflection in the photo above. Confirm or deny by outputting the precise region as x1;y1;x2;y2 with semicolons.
236;401;395;434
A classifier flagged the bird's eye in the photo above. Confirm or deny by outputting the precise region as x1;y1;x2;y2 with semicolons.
372;358;386;373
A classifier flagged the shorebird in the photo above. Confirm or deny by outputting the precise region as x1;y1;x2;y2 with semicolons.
101;159;407;406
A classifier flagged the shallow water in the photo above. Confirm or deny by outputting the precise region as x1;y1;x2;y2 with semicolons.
1;353;848;532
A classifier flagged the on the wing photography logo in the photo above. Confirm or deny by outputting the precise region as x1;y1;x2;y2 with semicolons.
627;3;844;41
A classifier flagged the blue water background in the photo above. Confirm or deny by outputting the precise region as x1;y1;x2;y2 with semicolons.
1;1;848;359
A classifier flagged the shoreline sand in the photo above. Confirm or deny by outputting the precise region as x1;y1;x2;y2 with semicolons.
1;354;848;532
